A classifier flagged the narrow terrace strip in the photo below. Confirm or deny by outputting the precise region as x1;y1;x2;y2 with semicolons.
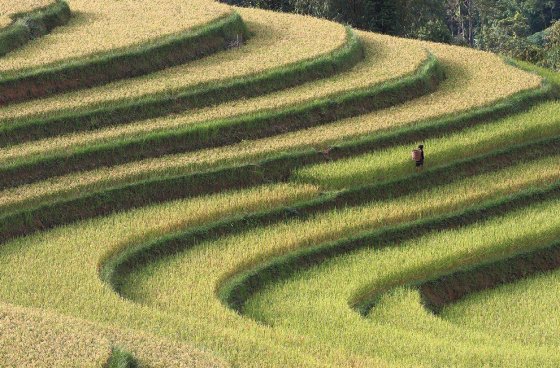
0;40;542;208
0;1;71;56
0;100;556;244
0;1;242;103
0;9;356;144
0;54;442;188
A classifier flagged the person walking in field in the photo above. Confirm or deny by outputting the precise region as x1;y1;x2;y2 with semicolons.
412;144;424;171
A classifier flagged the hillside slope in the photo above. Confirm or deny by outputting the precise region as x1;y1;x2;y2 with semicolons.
0;1;558;367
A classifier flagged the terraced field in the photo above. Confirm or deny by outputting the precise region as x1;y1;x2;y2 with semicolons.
0;0;559;367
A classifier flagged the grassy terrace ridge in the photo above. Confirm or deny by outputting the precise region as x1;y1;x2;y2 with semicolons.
443;251;560;348
0;0;243;103
0;39;542;206
0;0;53;27
242;199;560;367
0;26;361;146
0;53;442;188
0;1;71;57
0;0;559;365
0;8;352;136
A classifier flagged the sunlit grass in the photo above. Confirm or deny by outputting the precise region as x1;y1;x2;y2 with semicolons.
296;101;560;189
245;199;560;367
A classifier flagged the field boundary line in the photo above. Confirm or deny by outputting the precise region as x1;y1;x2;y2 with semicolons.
0;28;364;146
0;11;248;104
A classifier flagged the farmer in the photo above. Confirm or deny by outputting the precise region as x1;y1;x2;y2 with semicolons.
412;144;425;171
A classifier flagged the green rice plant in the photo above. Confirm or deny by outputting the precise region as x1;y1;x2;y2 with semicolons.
107;348;138;368
296;101;560;189
243;199;560;367
0;1;71;56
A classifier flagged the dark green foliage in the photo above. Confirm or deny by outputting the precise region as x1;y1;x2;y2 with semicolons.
0;1;71;57
106;348;138;368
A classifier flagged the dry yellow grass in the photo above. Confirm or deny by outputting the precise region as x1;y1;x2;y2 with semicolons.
0;30;426;164
0;38;541;212
0;7;347;121
0;302;111;367
0;302;230;368
0;0;232;72
0;0;52;28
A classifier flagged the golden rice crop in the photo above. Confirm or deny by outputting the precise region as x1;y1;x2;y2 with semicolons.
0;156;556;367
0;0;231;72
0;0;52;28
0;30;426;163
0;41;541;213
0;302;230;367
244;199;560;367
0;183;379;368
0;7;348;121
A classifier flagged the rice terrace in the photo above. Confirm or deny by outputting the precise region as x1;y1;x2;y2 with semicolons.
0;0;560;366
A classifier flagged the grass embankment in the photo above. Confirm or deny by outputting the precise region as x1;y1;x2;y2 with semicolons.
0;40;540;214
443;260;560;347
243;199;560;367
0;9;358;145
0;0;245;103
0;0;53;28
0;31;434;172
0;184;392;368
0;1;71;56
296;101;560;189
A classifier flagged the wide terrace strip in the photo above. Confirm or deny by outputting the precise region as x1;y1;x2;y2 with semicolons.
0;9;357;146
0;0;242;103
0;42;542;220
